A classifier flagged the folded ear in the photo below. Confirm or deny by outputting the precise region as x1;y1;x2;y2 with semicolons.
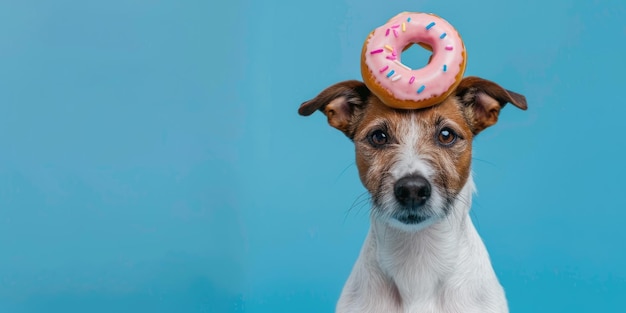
455;76;528;135
298;80;371;139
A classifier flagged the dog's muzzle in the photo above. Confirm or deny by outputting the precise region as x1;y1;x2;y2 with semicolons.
393;175;432;224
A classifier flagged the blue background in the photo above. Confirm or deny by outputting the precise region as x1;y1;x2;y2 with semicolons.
1;0;625;312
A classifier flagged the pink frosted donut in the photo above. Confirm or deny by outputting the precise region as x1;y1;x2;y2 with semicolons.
361;12;467;109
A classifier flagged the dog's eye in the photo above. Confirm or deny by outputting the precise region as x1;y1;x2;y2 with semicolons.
368;129;389;147
438;128;457;146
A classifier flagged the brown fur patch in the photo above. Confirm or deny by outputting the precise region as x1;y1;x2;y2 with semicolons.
299;77;527;213
353;96;473;207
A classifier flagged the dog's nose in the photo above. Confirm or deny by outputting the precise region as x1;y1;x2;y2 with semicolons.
394;175;431;207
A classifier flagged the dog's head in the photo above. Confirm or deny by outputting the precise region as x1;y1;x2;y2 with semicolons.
299;77;527;231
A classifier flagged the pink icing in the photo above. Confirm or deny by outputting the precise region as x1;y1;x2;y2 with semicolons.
364;12;466;102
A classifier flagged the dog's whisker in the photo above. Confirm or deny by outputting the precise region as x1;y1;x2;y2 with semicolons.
471;157;498;168
468;201;482;230
335;161;357;184
348;192;370;211
353;200;373;218
344;191;372;223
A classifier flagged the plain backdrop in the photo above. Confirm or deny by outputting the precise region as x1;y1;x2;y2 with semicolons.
1;0;625;312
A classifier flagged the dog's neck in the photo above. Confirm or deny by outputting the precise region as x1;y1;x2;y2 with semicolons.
367;177;485;306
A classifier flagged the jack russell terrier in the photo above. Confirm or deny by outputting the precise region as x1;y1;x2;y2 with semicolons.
298;77;527;313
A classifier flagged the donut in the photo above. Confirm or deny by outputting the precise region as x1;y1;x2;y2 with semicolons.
361;12;467;109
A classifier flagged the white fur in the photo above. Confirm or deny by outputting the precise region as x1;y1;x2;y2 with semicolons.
386;115;447;230
336;114;507;312
336;177;508;313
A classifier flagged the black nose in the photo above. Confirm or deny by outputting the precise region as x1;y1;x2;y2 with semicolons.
394;175;431;207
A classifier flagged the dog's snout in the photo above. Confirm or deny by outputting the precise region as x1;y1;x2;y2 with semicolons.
394;175;431;207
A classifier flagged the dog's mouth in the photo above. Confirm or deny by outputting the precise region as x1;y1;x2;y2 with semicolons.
394;213;428;225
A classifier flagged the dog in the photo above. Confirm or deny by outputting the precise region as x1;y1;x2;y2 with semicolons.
298;77;527;313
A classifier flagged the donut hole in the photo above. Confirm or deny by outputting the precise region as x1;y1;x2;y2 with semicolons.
400;43;433;70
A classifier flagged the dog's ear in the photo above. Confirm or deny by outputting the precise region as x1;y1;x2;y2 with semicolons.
455;76;528;135
298;80;371;139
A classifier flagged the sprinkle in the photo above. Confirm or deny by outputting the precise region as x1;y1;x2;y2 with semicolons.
393;29;398;38
391;75;402;82
440;32;447;39
409;76;415;84
407;17;411;22
379;65;389;73
384;45;393;52
391;24;400;28
386;55;397;60
394;60;411;71
402;22;406;32
443;64;448;72
392;50;397;56
445;45;453;51
386;70;395;78
385;28;390;36
370;49;384;54
417;85;426;94
426;22;435;30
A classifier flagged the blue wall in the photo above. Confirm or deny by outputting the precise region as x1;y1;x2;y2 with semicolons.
1;0;625;312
